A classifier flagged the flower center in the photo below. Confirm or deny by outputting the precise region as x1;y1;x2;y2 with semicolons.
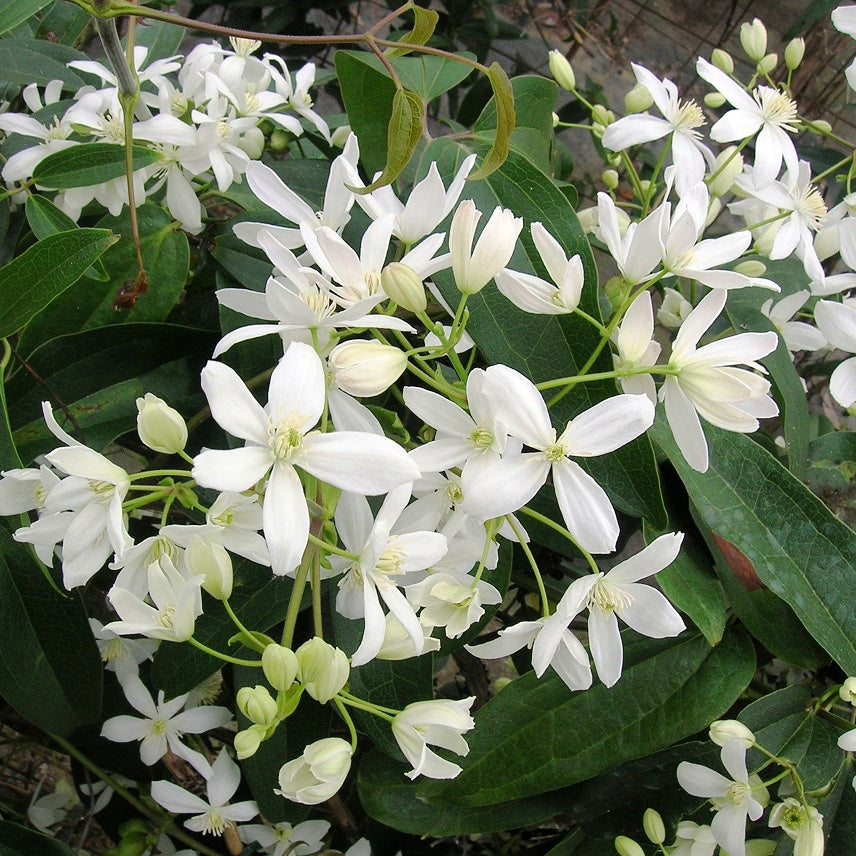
675;99;705;132
300;288;337;321
202;808;230;837
755;87;798;129
588;579;634;614
151;718;167;735
544;442;566;463
101;637;124;662
720;780;750;806
377;537;406;576
794;184;827;230
270;421;304;462
470;426;494;450
446;482;464;504
364;269;383;295
157;606;175;629
273;823;294;841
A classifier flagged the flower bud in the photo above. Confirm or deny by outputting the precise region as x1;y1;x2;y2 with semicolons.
734;260;767;278
239;126;265;160
601;169;620;190
614;836;645;856
136;393;187;454
658;287;693;328
591;104;612;126
808;119;832;135
745;842;777;856
276;737;353;805
548;50;575;91
740;18;768;62
552;111;560;128
840;676;856;705
704;92;726;109
269;129;291;152
709;719;755;747
328;339;407;397
639;179;652;196
237;684;278;726
381;262;427;313
330;124;352;147
624;82;653;113
643;808;666;844
296;637;350;703
711;48;734;74
185;537;233;600
262;644;299;692
785;38;805;70
757;52;778;74
234;723;266;759
708;145;744;197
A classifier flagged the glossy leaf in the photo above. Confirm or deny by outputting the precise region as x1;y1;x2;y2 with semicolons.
0;37;86;90
32;143;160;189
0;228;117;339
0;526;102;736
0;821;78;856
425;141;667;527
651;417;856;674
0;0;51;35
468;62;514;180
385;4;439;57
421;629;754;806
824;758;856;856
133;18;185;63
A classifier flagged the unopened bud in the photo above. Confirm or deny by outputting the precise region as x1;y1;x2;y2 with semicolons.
237;684;278;726
740;18;768;62
708;145;744;197
624;82;653;113
330;124;352;148
382;262;427;313
548;50;576;91
639;179;652;196
136;393;187;454
840;676;856;705
234;724;266;759
734;260;767;278
614;836;645;856
757;52;778;75
328;339;407;397
643;808;666;844
591;104;611;126
602;169;620;190
262;644;299;692
296;637;350;703
185;537;233;600
710;719;756;747
785;38;805;70
239;126;265;160
658;287;692;328
269;129;290;152
711;48;734;74
704;92;727;109
552;111;560;128
745;842;777;856
808;119;832;135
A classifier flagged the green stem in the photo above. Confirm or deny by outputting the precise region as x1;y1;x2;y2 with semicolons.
281;548;312;649
188;636;262;667
333;697;360;752
307;532;358;561
504;514;550;616
518;506;598;574
337;691;398;721
222;599;266;653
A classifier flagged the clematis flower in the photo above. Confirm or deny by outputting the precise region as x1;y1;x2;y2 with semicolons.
276;737;352;805
238;818;330;856
151;748;258;835
612;291;661;402
597;192;664;285
815;299;856;407
390;698;475;779
760;291;826;355
660;289;779;472
192;342;419;575
677;740;768;856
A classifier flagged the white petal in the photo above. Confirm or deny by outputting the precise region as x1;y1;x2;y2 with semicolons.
553;459;619;554
201;361;269;444
264;464;309;576
588;607;623;687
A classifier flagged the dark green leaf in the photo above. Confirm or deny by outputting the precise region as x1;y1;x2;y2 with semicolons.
651;417;856;674
804;431;856;529
0;820;78;855
32;143;160;189
0;0;51;35
423;629;754;806
35;1;92;47
132;18;185;64
0;37;86;91
0;527;102;736
824;758;856;856
0;228;117;339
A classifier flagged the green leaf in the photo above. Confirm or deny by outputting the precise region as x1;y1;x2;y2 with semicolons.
354;88;424;194
651;417;856;674
385;4;439;57
26;195;109;280
0;0;51;35
804;431;856;529
738;686;843;790
132;18;185;63
32;143;160;189
151;559;293;696
425;141;667;528
36;1;92;47
358;750;577;836
0;228;117;339
0;37;86;91
0;821;78;855
468;62;514;180
0;527;102;736
423;629;754;806
824;758;856;856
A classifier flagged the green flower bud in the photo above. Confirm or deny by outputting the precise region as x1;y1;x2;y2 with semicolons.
552;111;560;128
808;119;832;135
704;92;727;109
624;82;654;114
757;52;778;74
740;18;768;62
711;48;734;74
262;644;299;692
785;37;805;70
733;260;767;278
709;718;755;747
239;126;265;160
296;637;350;703
185;537;233;601
601;169;620;190
136;393;187;454
643;808;665;844
330;124;352;147
234;723;267;759
708;145;744;197
840;676;856;705
381;262;427;313
328;339;407;397
591;104;612;126
548;49;576;91
237;684;278;726
614;836;645;856
639;179;652;196
269;128;291;152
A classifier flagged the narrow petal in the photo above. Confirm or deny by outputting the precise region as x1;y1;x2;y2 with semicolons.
559;394;654;456
192;446;272;492
552;459;619;554
268;342;325;432
588;607;623;687
264;464;309;576
201;361;269;444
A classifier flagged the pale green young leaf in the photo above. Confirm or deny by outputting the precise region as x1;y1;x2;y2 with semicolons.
468;62;514;180
385;3;440;58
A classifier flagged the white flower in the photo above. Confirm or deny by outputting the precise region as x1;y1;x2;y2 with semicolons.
760;291;826;354
276;737;353;804
669;821;717;856
101;672;232;776
449;201;523;294
239;818;331;856
407;570;501;638
677;740;767;856
151;748;258;835
612;291;661;402
768;798;824;856
596;192;664;285
660;290;779;472
601;63;711;196
391;698;475;779
192;342;419;575
832;5;856;90
89;618;158;678
814;299;856;408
